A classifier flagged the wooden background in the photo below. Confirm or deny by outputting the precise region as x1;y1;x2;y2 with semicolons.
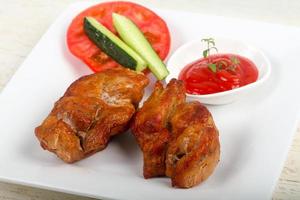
0;0;299;199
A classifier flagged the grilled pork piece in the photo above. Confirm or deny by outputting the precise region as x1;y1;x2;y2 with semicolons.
131;79;186;178
35;67;149;163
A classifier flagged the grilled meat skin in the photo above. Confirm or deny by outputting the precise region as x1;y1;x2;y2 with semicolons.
166;102;220;188
131;79;186;178
132;79;220;188
35;68;149;163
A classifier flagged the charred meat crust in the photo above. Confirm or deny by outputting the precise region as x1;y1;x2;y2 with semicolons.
132;80;220;188
131;79;186;178
35;68;149;163
166;102;220;188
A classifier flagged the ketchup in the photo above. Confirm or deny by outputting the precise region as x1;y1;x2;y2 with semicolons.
179;54;258;95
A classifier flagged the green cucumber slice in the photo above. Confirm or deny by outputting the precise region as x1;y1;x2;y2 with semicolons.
84;17;147;71
112;13;170;80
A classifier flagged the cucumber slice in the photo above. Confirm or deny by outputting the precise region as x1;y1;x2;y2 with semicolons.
112;13;169;80
84;17;147;72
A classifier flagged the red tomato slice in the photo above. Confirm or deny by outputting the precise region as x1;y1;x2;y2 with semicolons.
67;1;171;72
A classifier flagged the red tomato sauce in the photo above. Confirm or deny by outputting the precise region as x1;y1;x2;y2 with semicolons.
179;54;258;95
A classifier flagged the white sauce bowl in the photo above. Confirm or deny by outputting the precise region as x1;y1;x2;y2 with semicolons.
166;37;271;105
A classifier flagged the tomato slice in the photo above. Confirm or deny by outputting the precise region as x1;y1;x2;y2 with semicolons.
67;1;171;72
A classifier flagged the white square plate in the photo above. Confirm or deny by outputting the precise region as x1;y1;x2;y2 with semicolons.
1;2;300;200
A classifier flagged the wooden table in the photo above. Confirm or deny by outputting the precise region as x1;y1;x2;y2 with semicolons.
0;0;299;199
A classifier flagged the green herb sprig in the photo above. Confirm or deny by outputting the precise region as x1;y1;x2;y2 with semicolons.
228;56;240;71
201;38;218;72
201;38;240;73
201;38;218;58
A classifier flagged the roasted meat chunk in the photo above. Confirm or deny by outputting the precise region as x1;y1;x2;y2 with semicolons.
131;79;186;178
166;102;220;188
64;67;148;107
132;78;220;188
35;68;149;163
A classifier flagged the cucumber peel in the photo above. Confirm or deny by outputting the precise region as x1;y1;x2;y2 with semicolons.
112;13;169;80
84;17;147;72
